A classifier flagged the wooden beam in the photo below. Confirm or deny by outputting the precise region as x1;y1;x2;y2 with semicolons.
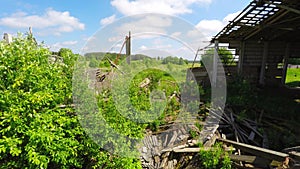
259;41;269;85
218;138;289;162
228;154;283;166
264;0;300;15
238;41;245;75
172;147;235;153
244;10;289;41
212;40;219;87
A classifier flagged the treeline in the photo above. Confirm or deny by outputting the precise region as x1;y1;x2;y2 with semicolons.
161;56;188;65
289;58;300;65
85;52;152;67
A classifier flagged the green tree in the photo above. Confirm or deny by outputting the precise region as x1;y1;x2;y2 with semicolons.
89;58;99;68
179;57;184;65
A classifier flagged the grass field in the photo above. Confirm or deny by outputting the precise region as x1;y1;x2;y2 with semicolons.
286;68;300;87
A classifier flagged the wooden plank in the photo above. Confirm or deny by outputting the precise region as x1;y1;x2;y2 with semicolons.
173;147;235;153
289;151;300;161
229;154;271;165
259;42;269;85
229;154;284;167
217;138;289;161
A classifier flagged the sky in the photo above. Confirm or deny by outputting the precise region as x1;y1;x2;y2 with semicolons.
0;0;251;60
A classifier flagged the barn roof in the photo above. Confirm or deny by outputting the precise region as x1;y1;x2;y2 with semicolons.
212;0;300;43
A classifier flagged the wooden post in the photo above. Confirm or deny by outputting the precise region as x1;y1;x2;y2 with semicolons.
259;42;269;85
3;33;12;43
238;41;245;75
126;31;131;64
281;43;290;85
212;40;219;87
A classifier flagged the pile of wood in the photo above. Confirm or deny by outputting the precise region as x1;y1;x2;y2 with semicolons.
212;108;300;169
138;107;300;169
218;107;268;148
139;124;195;169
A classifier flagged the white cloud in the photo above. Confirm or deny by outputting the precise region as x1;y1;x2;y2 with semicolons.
108;15;173;42
223;11;241;23
195;19;224;37
100;15;116;26
195;11;241;39
139;45;148;50
111;0;212;16
61;40;78;45
0;8;85;36
171;31;182;37
50;40;78;51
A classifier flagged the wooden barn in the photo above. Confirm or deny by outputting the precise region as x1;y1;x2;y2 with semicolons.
209;0;300;87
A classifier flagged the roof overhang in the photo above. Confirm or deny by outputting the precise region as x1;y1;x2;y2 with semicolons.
212;0;300;43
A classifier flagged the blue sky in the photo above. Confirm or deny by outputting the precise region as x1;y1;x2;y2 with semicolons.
0;0;250;59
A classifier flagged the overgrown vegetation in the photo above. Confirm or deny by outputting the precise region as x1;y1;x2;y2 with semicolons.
198;143;232;169
224;74;300;150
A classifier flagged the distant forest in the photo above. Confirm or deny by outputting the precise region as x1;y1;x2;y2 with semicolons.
85;52;189;68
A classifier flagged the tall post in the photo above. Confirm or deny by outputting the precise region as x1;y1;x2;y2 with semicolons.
3;33;12;43
259;41;269;85
126;31;131;64
212;40;219;87
238;41;245;75
281;43;290;85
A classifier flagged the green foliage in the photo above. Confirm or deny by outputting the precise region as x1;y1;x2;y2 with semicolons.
162;56;188;65
0;34;142;168
199;143;232;169
0;34;79;168
88;58;99;68
285;68;300;87
200;47;235;67
288;58;300;65
226;76;254;107
94;65;183;135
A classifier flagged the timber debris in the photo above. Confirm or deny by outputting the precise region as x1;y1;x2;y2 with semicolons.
139;108;300;169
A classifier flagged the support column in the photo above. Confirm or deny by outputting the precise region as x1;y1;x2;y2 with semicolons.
238;41;245;75
281;43;290;85
212;40;219;87
259;42;269;85
126;31;131;64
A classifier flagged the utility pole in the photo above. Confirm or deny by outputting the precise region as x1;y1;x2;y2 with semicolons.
126;31;131;64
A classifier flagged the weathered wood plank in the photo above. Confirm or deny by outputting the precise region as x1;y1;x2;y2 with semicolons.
173;147;236;153
217;138;289;161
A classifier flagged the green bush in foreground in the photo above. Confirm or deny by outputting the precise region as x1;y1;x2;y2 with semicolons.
0;34;141;169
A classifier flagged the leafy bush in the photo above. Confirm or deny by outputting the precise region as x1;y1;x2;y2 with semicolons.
0;34;142;169
199;143;232;169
